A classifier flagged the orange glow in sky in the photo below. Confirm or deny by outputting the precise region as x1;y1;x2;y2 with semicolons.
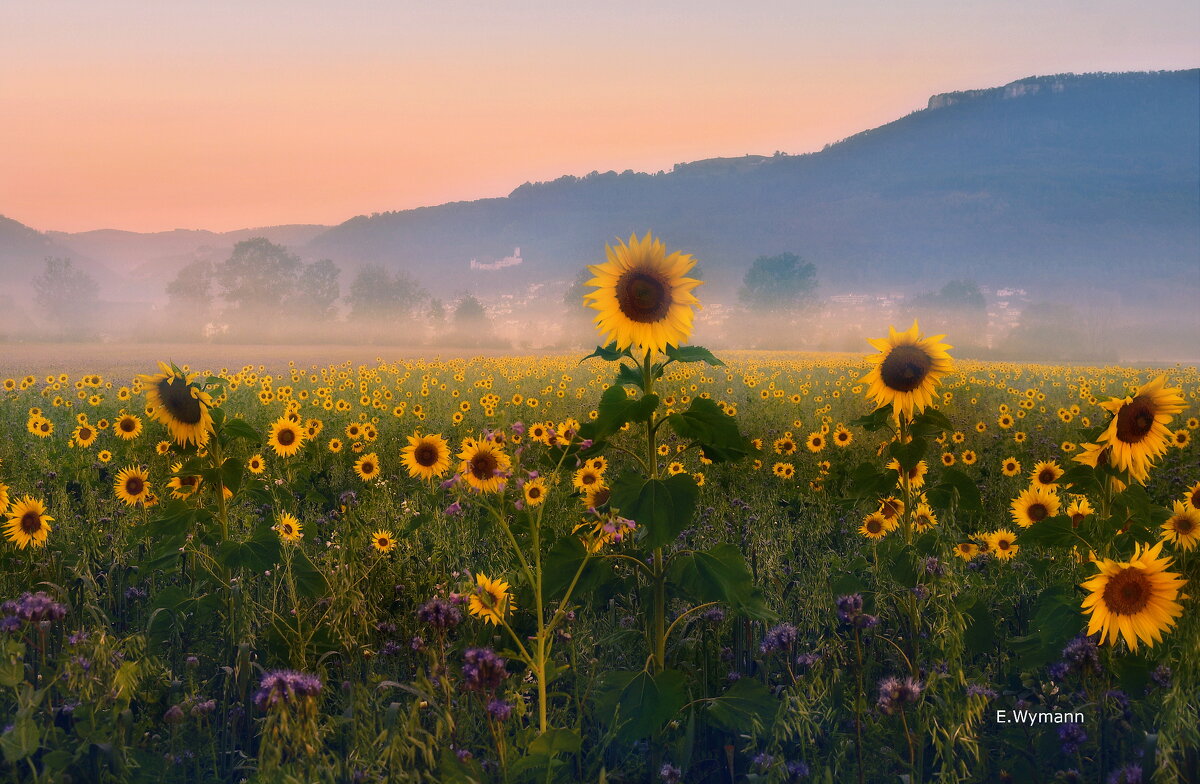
1;1;1196;233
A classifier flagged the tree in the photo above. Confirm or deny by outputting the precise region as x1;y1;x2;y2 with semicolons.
217;238;302;328
346;265;426;321
165;259;216;331
33;257;98;339
739;253;817;311
453;295;487;328
292;259;341;321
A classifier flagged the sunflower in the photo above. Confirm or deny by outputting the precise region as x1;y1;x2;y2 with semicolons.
1081;541;1185;651
940;452;955;467
1010;486;1060;528
986;529;1019;560
1173;429;1190;448
73;424;98;448
0;483;7;515
912;503;938;532
886;459;927;489
247;454;265;474
523;477;548;507
458;438;511;494
960;450;977;466
139;362;214;447
114;413;142;440
1096;375;1186;482
667;461;687;475
772;462;795;479
114;466;152;507
1185;482;1200;511
583;484;612;510
370;529;397;553
859;512;889;540
167;462;202;499
4;496;53;549
1161;502;1200;551
1066;497;1094;527
354;453;381;481
1030;460;1064;489
861;321;953;421
583;232;703;354
276;512;303;544
773;436;797;455
1000;457;1021;477
805;432;826;453
587;456;608;473
267;417;306;458
878;497;904;522
468;573;514;625
953;542;980;560
572;466;603;491
832;425;853;447
403;432;453;480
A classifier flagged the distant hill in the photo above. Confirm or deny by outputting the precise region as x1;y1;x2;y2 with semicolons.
305;70;1198;304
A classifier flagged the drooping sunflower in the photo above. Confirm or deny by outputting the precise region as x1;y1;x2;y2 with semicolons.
113;413;143;440
276;512;303;544
1161;502;1200;551
1029;460;1064;490
1066;497;1094;527
861;321;953;421
1010;486;1060;528
267;417;306;458
886;459;927;489
468;572;514;625
523;477;548;507
370;529;397;553
912;503;938;532
4;496;53;549
139;362;214;447
401;433;451;480
354;453;381;481
114;466;152;507
583;231;703;355
1096;375;1186;483
458;438;511;494
167;462;202;499
986;529;1019;560
1081;541;1186;651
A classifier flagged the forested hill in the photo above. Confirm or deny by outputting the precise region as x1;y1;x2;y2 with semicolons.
307;69;1199;302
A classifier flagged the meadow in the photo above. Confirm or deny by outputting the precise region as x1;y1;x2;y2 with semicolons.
0;239;1197;783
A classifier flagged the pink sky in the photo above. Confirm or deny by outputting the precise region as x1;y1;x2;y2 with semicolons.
1;1;1196;233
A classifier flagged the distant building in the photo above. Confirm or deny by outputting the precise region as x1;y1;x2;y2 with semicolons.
470;248;523;271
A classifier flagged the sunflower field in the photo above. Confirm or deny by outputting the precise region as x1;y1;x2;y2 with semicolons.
0;234;1197;784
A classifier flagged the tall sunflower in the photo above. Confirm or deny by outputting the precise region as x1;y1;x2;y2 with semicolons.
114;466;152;507
861;321;953;421
467;573;514;625
583;232;703;354
1096;375;1186;483
4;496;53;549
401;433;451;480
458;438;511;494
139;362;214;447
1010;486;1060;528
1081;541;1186;651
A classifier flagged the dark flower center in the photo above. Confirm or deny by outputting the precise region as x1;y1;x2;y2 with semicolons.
589;487;611;507
20;512;42;534
1115;396;1156;443
126;477;145;495
414;443;439;467
866;518;883;534
1027;503;1048;522
470;450;498;480
277;429;296;447
120;418;136;432
880;346;933;392
1038;469;1056;484
157;377;203;425
1173;516;1195;535
1102;568;1151;615
79;428;93;440
615;270;672;323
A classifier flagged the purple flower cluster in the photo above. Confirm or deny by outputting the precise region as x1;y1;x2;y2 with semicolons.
659;763;682;783
461;648;507;692
877;676;923;715
417;597;462;631
759;623;798;655
965;683;998;701
1107;764;1143;784
253;670;323;710
1049;635;1102;681
1;592;67;629
485;698;512;721
836;594;878;629
1058;722;1087;754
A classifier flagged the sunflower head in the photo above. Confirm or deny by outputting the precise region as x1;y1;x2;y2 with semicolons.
115;466;152;507
467;573;514;625
458;438;511;494
1081;541;1186;651
276;512;303;543
1097;376;1186;483
861;321;953;422
583;232;702;355
4;496;53;549
139;362;214;447
371;529;397;553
